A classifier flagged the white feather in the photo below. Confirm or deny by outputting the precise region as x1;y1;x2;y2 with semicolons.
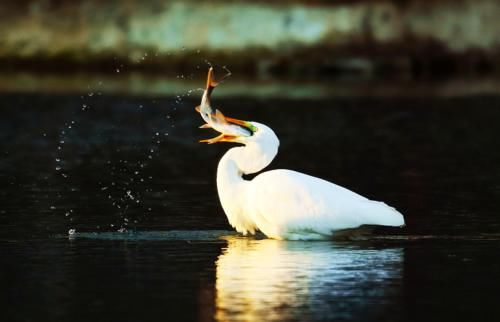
216;122;405;240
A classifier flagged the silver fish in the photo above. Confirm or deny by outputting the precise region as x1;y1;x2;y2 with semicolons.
195;68;254;143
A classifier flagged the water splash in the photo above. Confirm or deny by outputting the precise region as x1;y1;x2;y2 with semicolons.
59;230;240;241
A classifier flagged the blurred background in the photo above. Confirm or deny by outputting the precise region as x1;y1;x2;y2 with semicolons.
2;2;500;321
1;0;500;95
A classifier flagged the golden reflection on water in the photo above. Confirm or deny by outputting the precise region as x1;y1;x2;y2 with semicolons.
215;237;403;322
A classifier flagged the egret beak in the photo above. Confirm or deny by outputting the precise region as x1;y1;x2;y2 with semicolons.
213;109;257;133
199;134;238;144
224;116;255;130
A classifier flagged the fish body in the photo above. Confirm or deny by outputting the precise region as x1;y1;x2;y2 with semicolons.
196;68;252;139
197;67;217;126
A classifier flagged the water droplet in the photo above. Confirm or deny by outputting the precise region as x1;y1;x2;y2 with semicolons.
116;69;120;73
68;229;76;235
88;92;94;97
117;227;126;233
65;212;70;217
55;166;61;171
50;206;56;210
55;158;60;162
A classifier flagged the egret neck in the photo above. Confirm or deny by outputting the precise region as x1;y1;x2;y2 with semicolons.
216;133;279;235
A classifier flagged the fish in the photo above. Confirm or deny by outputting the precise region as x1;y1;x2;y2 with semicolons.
195;67;219;126
195;67;253;142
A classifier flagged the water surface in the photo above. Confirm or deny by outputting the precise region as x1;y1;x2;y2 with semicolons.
1;92;500;321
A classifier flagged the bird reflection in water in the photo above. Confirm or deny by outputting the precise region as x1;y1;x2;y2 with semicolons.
215;237;403;322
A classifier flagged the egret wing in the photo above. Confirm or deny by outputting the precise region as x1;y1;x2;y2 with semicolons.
248;169;403;238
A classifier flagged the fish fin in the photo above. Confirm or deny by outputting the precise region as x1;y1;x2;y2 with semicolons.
199;123;211;129
214;109;227;123
215;110;226;121
195;105;201;113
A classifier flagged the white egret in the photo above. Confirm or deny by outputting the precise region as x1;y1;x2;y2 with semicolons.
197;69;405;240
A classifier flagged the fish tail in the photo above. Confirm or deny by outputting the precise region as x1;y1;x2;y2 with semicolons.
206;67;218;91
206;67;231;93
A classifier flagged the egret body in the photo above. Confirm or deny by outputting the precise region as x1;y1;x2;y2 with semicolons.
213;122;404;240
196;68;404;240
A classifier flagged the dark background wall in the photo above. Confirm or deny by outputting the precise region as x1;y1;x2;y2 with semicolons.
1;0;499;79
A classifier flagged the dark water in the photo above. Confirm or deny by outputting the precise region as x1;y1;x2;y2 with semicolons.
1;92;500;321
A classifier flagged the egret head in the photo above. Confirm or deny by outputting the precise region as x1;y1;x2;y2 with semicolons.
198;110;279;149
198;112;280;174
195;68;279;155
